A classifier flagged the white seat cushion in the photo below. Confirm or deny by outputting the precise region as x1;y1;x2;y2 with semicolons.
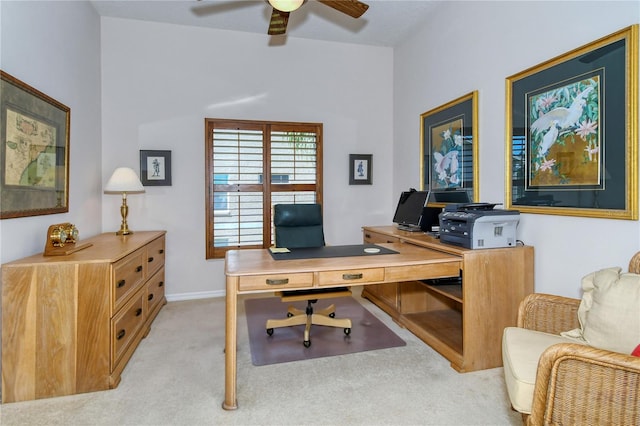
502;327;582;414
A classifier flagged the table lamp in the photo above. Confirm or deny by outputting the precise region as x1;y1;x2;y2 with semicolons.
104;167;145;235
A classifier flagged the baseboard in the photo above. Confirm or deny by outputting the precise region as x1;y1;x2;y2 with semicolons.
166;290;225;302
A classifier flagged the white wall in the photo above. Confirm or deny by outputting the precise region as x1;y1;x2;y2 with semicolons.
394;1;640;298
100;18;394;299
4;1;639;301
0;1;102;264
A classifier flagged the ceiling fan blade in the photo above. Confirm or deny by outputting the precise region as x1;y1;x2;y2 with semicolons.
268;8;290;35
317;0;369;18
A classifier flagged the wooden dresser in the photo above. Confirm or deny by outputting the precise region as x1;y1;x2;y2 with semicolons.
1;231;167;403
362;226;534;372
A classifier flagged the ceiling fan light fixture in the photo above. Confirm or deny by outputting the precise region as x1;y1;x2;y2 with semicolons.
268;0;304;12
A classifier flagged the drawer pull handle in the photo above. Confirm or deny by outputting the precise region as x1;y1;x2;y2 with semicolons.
159;249;164;254
148;294;154;301
117;279;126;288
365;233;371;238
136;265;143;273
135;308;142;316
148;257;154;263
343;273;363;280
158;281;164;287
117;329;126;340
266;278;289;285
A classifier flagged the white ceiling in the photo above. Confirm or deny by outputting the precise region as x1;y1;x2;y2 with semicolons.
90;0;443;47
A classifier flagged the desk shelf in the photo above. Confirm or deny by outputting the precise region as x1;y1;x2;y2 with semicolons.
362;226;534;372
422;282;463;304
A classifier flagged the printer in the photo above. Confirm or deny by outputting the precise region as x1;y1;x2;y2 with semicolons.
439;203;520;249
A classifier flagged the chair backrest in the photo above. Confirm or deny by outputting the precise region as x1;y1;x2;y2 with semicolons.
273;204;325;249
629;251;640;273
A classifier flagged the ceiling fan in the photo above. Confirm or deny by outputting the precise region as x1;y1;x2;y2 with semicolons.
267;0;369;35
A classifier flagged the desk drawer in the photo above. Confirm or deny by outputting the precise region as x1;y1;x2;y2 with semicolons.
363;231;399;244
318;268;384;286
238;273;314;291
385;262;460;282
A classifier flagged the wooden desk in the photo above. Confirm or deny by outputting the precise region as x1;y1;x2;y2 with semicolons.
362;226;534;372
223;243;462;410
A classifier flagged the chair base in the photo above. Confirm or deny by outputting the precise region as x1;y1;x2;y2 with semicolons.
265;290;352;347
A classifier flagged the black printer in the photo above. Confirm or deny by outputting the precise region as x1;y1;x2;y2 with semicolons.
439;203;519;249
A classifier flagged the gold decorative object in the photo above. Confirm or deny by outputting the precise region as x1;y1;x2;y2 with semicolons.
43;223;91;256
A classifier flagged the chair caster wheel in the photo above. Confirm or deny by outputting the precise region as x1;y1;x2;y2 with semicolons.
329;312;335;318
303;340;311;348
344;328;351;335
266;328;274;336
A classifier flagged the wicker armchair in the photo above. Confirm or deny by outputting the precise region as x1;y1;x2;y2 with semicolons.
515;293;640;425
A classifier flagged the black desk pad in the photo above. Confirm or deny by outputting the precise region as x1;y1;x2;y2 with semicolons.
269;244;398;260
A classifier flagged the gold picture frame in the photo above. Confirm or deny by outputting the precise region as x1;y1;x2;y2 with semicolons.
1;71;70;219
505;25;638;219
420;91;479;205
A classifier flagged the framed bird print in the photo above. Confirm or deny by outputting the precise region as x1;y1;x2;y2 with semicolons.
506;25;638;220
420;91;478;205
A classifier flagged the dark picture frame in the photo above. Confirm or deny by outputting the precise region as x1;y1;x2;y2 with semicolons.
0;71;70;219
349;154;372;185
506;25;638;220
140;150;172;186
420;91;478;205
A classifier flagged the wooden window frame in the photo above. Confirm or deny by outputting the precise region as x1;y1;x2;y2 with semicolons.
205;118;323;259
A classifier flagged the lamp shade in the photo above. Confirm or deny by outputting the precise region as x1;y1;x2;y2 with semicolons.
104;167;145;193
268;0;304;12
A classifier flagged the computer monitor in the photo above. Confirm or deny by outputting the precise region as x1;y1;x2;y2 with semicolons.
393;190;429;232
431;190;471;203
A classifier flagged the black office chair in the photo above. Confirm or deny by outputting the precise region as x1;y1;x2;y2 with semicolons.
266;204;352;348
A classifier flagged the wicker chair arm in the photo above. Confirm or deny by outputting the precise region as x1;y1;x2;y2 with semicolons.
517;293;580;334
528;343;640;426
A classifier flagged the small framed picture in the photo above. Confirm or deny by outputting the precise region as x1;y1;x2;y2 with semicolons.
140;150;172;186
349;154;372;185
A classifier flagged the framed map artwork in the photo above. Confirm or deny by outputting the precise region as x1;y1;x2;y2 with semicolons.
1;71;70;219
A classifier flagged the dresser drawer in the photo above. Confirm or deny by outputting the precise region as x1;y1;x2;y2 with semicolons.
113;250;145;311
111;292;145;367
238;273;314;291
146;267;165;315
146;236;165;278
318;268;384;286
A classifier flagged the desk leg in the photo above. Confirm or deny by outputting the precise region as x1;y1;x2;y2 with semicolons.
223;275;238;410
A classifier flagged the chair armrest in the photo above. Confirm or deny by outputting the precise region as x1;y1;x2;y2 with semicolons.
528;343;640;426
517;293;580;334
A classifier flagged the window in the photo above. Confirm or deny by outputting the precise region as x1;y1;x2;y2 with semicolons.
205;119;323;259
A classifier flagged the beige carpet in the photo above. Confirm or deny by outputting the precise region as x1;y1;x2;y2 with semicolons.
0;288;521;425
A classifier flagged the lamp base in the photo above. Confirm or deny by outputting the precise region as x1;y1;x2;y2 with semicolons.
115;193;134;236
